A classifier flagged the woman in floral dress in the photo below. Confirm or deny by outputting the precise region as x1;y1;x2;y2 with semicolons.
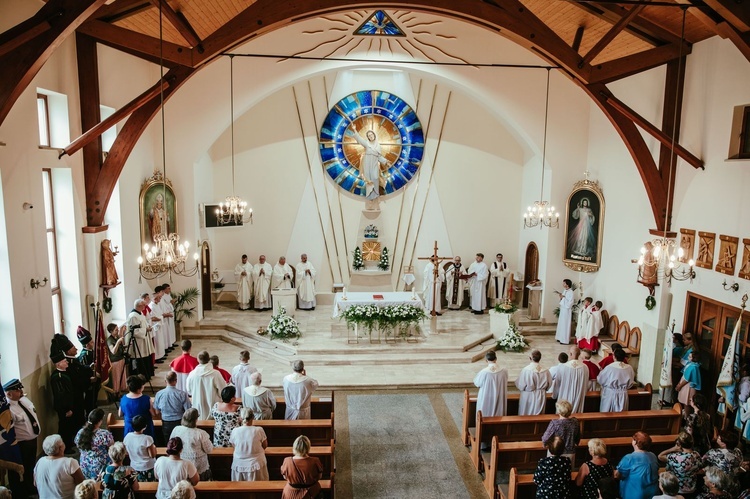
101;442;139;499
210;386;241;447
74;408;114;479
658;432;702;496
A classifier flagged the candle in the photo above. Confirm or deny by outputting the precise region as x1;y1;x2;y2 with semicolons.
342;287;347;299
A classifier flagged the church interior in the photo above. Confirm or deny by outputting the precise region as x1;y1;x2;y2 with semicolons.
2;0;750;497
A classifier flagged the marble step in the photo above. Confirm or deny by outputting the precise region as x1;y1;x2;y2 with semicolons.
296;351;484;366
182;328;298;365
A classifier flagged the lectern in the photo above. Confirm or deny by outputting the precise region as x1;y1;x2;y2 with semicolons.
526;284;543;320
272;288;297;317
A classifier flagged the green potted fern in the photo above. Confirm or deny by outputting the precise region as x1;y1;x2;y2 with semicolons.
172;287;200;340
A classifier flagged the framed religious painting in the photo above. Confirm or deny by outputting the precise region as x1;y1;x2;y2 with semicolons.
739;239;750;280
563;179;605;272
139;171;178;250
715;234;739;276
679;228;696;264
695;231;715;270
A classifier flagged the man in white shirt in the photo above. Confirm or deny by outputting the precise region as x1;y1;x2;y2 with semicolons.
186;351;227;420
5;379;40;497
467;253;489;314
230;350;257;396
253;255;273;310
235;254;254;311
282;360;319;420
296;254;316;310
272;256;294;290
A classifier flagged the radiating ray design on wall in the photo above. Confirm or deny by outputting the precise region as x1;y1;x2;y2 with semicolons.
354;10;405;36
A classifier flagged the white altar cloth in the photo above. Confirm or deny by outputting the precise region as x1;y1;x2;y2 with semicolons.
332;292;424;318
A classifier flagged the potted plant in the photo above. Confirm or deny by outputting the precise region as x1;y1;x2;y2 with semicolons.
173;287;199;340
267;307;301;342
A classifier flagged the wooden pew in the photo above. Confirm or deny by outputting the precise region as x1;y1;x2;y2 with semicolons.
469;403;681;472
154;442;335;481
483;434;676;498
461;384;653;446
119;476;335;499
499;468;577;499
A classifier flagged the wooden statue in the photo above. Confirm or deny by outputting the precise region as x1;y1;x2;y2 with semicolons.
101;239;120;287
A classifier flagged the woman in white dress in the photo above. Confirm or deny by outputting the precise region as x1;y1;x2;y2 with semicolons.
229;407;269;481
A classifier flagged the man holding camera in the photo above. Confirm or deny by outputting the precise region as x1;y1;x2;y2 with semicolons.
124;298;154;380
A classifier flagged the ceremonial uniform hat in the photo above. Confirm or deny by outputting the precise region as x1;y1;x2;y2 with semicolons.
76;326;92;345
50;333;75;356
50;350;66;363
3;379;22;391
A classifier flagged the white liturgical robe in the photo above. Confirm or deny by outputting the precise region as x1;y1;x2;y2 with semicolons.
597;362;635;412
553;360;588;414
585;309;603;341
445;264;465;309
150;299;166;359
555;288;574;344
423;262;444;314
489;260;509;306
235;262;254;310
162;294;176;346
296;261;316;309
231;362;257;396
186;363;227;420
253;262;273;309
515;362;552;415
474;362;508;417
575;304;593;342
467;261;489;311
282;373;319;420
272;263;294;290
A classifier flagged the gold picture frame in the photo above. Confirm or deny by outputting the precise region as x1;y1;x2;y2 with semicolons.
696;231;715;270
715;235;739;276
563;179;605;272
139;171;178;250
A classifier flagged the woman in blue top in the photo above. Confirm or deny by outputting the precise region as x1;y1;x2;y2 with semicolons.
676;350;701;406
615;431;659;499
119;375;155;438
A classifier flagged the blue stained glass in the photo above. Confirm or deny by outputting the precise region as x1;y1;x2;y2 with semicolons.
354;11;405;37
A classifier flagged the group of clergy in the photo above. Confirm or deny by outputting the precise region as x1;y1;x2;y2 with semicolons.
234;254;317;311
423;253;511;315
474;344;636;419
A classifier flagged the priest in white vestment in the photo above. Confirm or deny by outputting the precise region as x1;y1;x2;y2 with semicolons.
124;299;154;379
423;257;444;315
253;255;273;310
554;279;575;344
515;350;552;415
597;349;635;412
234;254;253;310
488;254;509;306
186;351;227;420
230;350;257;395
575;297;593;344
553;346;588;414
150;288;167;361
242;372;277;420
474;351;508;418
160;283;176;347
445;257;465;310
296;254;316;310
282;360;319;420
467;253;489;314
272;256;294;290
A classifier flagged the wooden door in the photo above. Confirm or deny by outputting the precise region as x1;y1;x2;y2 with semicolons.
201;241;212;311
523;242;539;308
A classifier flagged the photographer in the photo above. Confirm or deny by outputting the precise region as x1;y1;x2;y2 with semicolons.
125;299;155;380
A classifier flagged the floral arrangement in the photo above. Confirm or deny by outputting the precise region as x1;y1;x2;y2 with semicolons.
378;246;390;271
341;303;426;338
496;322;529;353
493;299;518;314
267;307;301;342
364;224;379;239
352;247;364;271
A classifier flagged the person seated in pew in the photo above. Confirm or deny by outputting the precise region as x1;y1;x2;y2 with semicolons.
281;435;324;499
169;408;213;481
597;477;620;499
533;436;571;498
652;471;685;499
170;480;196;499
684;393;713;457
657;432;702;497
211;386;241;447
123;415;157;482
547;352;568;394
243;372;277;420
575;438;614;499
541;400;580;467
515;349;552;416
229;407;269;481
154;437;199;499
597;348;636;412
614;431;659;499
581;349;601;392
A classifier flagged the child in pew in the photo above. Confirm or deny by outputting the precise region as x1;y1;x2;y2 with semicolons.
123;415;157;482
548;352;569;394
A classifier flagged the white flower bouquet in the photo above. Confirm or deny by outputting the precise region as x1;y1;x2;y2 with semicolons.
496;322;529;353
267;307;301;342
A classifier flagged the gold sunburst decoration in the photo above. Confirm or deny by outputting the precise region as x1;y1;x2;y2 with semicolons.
362;241;382;261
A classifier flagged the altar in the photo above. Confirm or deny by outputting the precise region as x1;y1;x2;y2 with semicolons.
331;291;423;318
332;292;425;344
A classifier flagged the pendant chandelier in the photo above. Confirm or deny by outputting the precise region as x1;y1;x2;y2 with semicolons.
137;2;198;282
216;55;253;226
523;68;559;229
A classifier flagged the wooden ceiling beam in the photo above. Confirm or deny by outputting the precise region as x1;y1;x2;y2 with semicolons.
580;2;649;66
76;33;104;204
715;21;750;61
94;0;152;23
0;20;51;59
703;0;750;32
586;41;691;83
148;0;204;52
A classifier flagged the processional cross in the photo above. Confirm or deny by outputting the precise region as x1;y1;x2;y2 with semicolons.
417;241;453;317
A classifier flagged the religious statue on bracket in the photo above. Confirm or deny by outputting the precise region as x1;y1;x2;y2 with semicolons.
100;239;120;288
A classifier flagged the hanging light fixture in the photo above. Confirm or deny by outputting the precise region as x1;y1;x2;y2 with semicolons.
634;7;695;287
137;1;198;282
216;55;253;226
523;68;559;229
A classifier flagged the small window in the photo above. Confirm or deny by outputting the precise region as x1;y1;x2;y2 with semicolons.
42;169;63;334
37;94;50;147
740;106;750;159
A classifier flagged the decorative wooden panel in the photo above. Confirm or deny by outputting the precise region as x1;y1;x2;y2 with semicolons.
696;231;715;270
715;234;739;276
679;228;695;264
740;239;750;281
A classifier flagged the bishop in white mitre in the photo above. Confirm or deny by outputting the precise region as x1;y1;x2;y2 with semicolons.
253;255;273;310
272;256;294;290
445;256;465;310
553;346;588;414
474;351;508;419
467;253;489;314
515;350;552;415
597;349;635;412
554;279;575;344
234;254;253;310
296;254;316;310
489;253;509;306
423;257;445;315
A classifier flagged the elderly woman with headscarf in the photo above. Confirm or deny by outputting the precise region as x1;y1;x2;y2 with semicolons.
242;371;277;420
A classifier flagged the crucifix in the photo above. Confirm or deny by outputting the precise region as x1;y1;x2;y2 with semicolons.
417;241;453;317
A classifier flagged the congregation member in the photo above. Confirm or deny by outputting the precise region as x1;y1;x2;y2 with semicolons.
581;348;601;391
283;360;319;420
281;435;324;499
445;256;465;310
272;256;294;290
675;349;702;406
533;436;571;498
488;253;509;306
467;253;489;314
553;346;588;414
598;348;636;412
575;438;614;499
4;378;40;497
699;466;736;498
474;351;508;418
211;386;241;447
230;350;257;395
423;256;444;315
150;285;168;362
515;349;552;416
657;432;702;497
599;343;625;370
210;354;232;383
154;437;200;499
74;479;98;499
547;352;568;394
554;279;574;344
52;331;94;408
685;393;713;456
74;408;114;480
296;253;317;310
119;375;155;438
615;431;659;499
235;254;253;310
161;283;177;348
170;339;199;392
100;441;140;499
243;372;277;420
125;299;155;379
75;327;99;413
154;371;192;444
229;407;269;481
50;348;85;452
106;323;128;395
186;350;227;420
702;430;742;474
34;434;85;499
170;480;196;499
170;408;214;481
123;415;157;482
652;472;684;499
253;255;273;310
541;400;580;466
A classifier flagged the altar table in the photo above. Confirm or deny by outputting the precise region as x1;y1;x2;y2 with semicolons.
331;291;424;318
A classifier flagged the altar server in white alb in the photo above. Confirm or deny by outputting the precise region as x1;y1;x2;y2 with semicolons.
474;351;507;450
150;286;167;362
515;350;552;416
597;348;635;412
272;256;294;290
554;279;575;344
187;351;227;420
445;256;466;310
467;253;489;314
235;254;253;311
296;254;316;310
253;255;273;310
575;297;593;346
423;256;444;315
489;253;509;306
282;360;319;420
161;283;176;347
553;346;588;414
